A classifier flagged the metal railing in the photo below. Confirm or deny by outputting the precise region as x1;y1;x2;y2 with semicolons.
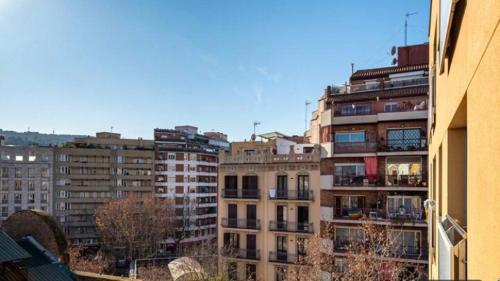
385;174;426;187
350;77;428;93
220;248;260;260
221;189;260;199
268;221;314;233
269;190;314;200
334;142;378;154
333;175;374;186
268;251;299;264
221;218;260;230
379;138;427;151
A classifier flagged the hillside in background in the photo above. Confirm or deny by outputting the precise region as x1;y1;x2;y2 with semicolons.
0;129;85;146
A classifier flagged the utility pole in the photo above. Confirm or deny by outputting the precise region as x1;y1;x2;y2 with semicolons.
405;12;418;46
304;100;311;133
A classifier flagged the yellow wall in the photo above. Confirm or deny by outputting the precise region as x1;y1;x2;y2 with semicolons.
428;0;500;280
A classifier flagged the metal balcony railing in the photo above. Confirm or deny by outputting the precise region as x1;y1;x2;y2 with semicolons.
334;142;378;154
220;248;260;260
333;175;374;186
379;138;427;151
268;221;314;233
349;77;428;93
333;207;425;222
268;251;299;264
221;189;260;199
269;190;314;201
385;174;426;187
221;218;260;230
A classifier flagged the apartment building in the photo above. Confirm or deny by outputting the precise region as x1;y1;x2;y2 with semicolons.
428;1;500;280
53;132;154;245
317;44;430;278
0;145;53;223
217;133;320;281
154;126;228;250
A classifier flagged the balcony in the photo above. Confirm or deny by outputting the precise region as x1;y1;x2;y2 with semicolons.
220;248;260;261
350;77;428;94
333;207;426;225
385;174;426;187
268;251;303;264
221;189;260;199
221;218;261;230
268;190;314;201
333;142;377;154
379;138;427;152
268;221;314;233
334;175;374;187
333;239;428;261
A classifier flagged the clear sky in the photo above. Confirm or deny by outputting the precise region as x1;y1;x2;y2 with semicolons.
0;0;430;141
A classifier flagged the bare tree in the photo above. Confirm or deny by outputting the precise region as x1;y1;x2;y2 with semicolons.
68;245;111;274
95;193;176;260
295;223;427;281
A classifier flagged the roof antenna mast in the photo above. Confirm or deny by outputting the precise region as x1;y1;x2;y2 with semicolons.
252;121;261;141
304;100;311;133
405;12;418;46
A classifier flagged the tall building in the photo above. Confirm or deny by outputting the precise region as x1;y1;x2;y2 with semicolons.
217;133;320;281
428;1;500;280
318;44;430;278
154;126;228;250
53;132;155;246
0;145;54;223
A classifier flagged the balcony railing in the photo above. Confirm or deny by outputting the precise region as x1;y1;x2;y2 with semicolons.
333;207;425;223
268;251;300;264
334;142;377;154
334;239;427;260
269;190;314;201
379;138;427;152
221;218;260;230
220;248;260;260
385;174;426;187
334;175;374;186
221;189;260;199
350;77;428;93
268;221;314;233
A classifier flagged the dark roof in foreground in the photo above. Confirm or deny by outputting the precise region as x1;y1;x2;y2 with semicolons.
0;230;31;263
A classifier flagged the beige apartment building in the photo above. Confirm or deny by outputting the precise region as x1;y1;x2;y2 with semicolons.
217;133;320;281
53;132;154;245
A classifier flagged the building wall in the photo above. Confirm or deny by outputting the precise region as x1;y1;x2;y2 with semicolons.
217;141;320;281
428;1;500;280
53;134;154;245
0;146;53;223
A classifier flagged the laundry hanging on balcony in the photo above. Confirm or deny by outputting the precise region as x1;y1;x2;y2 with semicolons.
364;156;378;182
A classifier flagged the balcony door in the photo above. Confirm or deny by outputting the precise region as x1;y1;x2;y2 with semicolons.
246;264;256;281
246;204;257;229
297;206;309;231
297;175;309;199
276;175;288;198
276;236;288;261
386;128;423;150
225;175;237;197
223;233;239;250
242;175;258;198
276;205;287;230
228;204;237;228
246;234;256;259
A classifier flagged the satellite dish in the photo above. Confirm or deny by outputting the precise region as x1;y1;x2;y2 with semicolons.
392;58;398;65
391;46;397;56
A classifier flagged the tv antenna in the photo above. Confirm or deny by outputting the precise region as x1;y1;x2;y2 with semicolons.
304;100;311;133
405;12;418;46
110;126;114;133
252;121;261;140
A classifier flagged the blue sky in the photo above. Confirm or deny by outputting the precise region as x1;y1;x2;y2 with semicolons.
0;0;429;141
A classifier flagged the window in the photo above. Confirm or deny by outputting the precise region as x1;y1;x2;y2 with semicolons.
14;180;22;191
40;155;49;162
41;181;48;191
168;153;175;160
1;167;8;178
335;227;365;248
1;180;8;191
40;168;49;177
335;132;365;143
384;102;400;112
15;155;23;161
334;164;365;185
1;193;8;204
28;153;36;162
58;154;69;162
28;168;35;178
41;193;48;203
28;180;35;191
243;149;256;156
388;230;421;256
276;266;287;281
1;153;10;161
386;128;423;149
334;258;346;273
340;103;372;115
387;196;421;217
59;166;70;175
28;193;35;204
15;168;22;178
297;237;308;255
1;207;8;217
14;193;22;204
385;156;422;186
